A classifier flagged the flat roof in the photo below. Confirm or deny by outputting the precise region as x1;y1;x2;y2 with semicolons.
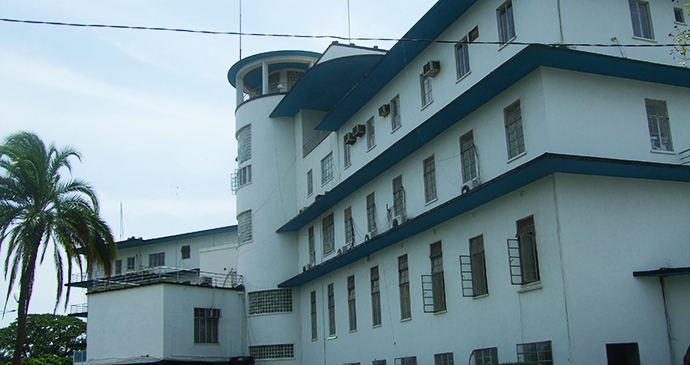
118;225;237;250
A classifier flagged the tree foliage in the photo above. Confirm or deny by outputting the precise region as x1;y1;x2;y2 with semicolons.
671;1;690;65
0;314;85;365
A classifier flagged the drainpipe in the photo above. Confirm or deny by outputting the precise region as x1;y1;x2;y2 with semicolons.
557;0;565;44
660;277;676;365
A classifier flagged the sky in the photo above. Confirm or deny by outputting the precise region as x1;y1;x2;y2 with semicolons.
0;0;438;328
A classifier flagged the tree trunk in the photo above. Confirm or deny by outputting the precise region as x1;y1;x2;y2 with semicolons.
12;257;37;365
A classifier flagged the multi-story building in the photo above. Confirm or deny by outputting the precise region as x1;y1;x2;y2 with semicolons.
81;0;690;364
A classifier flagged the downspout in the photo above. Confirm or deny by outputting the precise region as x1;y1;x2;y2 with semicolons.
660;277;676;365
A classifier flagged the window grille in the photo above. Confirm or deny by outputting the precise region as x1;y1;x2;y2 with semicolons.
371;266;382;326
310;291;317;340
268;72;280;93
322;213;335;255
455;37;470;79
237;126;251;164
460;131;477;183
497;0;515;43
504;101;524;159
348;275;357;331
194;308;220;344
149;252;165;267
517;341;552;365
646;99;673;151
508;216;540;285
423;156;437;203
393;176;405;220
238;210;252;244
344;207;354;246
429;242;446;312
421;75;433;106
460;235;488;297
434;353;454;365
248;289;292;315
321;153;334;184
391;95;401;130
249;344;295;360
398;255;411;320
367;117;376;149
629;1;654;39
395;357;417;365
307;169;313;196
181;245;191;260
308;226;316;263
286;70;304;91
471;348;498;365
366;193;377;234
327;283;336;336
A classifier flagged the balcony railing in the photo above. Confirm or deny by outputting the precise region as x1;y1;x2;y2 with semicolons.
303;130;331;158
71;266;243;293
69;303;88;315
679;147;690;165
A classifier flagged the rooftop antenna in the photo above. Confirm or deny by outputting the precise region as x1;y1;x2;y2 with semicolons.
239;0;242;59
347;0;351;44
119;202;124;241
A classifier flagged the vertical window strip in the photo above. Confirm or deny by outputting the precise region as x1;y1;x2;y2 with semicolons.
430;242;446;312
310;291;317;340
517;216;540;284
307;169;313;196
629;1;654;39
238;210;253;244
646;99;673;151
455;37;470;79
497;1;515;43
308;226;315;263
328;283;336;336
344;141;352;167
504;101;524;159
370;266;382;326
398;255;411;320
460;131;477;183
366;193;377;234
391;95;401;130
322;213;335;255
348;275;357;331
421;75;433;106
469;235;488;296
237;126;252;164
423;156;437;203
321;153;334;184
393;176;405;218
367;118;376;150
344;207;354;245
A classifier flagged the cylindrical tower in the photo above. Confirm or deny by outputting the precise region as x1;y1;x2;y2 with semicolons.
227;50;321;364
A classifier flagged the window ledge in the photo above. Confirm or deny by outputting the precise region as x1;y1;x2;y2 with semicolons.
321;177;333;187
425;198;438;207
472;293;489;300
675;21;687;26
349;329;357;333
344;163;351;170
391;125;402;134
507;151;527;164
650;149;675;155
400;317;412;323
433;310;447;315
456;70;472;83
517;281;542;293
367;145;376;153
421;100;434;111
311;338;318;342
326;335;337;340
238;239;253;246
372;324;382;329
498;36;517;51
323;249;335;257
631;36;657;43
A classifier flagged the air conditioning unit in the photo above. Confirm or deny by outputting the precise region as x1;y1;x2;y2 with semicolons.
337;248;343;255
392;214;407;228
315;194;324;202
378;104;390;117
461;179;480;194
303;265;309;272
343;132;356;145
422;60;441;77
352;124;366;138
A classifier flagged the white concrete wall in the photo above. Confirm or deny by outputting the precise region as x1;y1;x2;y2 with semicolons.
199;243;239;274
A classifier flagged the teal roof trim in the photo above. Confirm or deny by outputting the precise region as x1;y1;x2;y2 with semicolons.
279;154;690;287
227;50;322;88
118;225;237;250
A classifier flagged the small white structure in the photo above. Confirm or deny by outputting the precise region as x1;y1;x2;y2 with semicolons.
83;0;690;364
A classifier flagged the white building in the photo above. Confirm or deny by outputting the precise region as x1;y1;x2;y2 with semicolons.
81;0;690;364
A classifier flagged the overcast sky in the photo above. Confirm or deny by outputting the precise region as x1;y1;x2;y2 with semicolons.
0;0;437;327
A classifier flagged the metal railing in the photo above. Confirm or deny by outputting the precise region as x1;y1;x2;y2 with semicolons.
302;130;331;157
69;303;88;315
679;147;690;165
72;266;243;293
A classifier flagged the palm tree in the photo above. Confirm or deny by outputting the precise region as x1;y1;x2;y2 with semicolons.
0;131;117;365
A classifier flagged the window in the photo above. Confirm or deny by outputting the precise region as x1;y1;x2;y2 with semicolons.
327;283;336;336
391;95;401;130
310;291;318;340
126;256;136;271
286;70;304;90
237;126;251;163
423;156;437;203
181;245;190;260
420;75;433;107
430;242;446;312
646;99;673;151
268;72;280;93
460;131;477;183
371;266;382;326
461;235;488;297
629;1;654;39
249;344;295;360
398;255;411;320
434;353;454;365
373;361;387;365
248;289;293;315
308;226;316;263
366;193;377;234
73;350;87;363
606;343;641;365
348;275;357;331
455;37;470;79
322;213;335;255
504;101;525;159
237;165;252;187
321;153;333;184
395;357;417;365
367;117;376;150
472;348;499;365
115;259;122;275
469;26;479;42
392;175;405;220
149;252;165;267
497;1;516;44
238;210;252;243
675;7;685;23
194;308;220;344
517;341;552;365
344;140;352;167
344;207;354;246
307;169;313;196
508;216;540;285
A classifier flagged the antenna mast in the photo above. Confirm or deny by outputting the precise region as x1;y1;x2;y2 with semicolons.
239;0;242;59
347;0;351;44
119;202;124;241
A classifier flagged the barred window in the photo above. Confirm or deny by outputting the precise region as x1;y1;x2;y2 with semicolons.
268;72;280;93
328;283;336;336
393;176;405;219
248;289;293;315
460;131;477;183
310;291;317;340
308;226;316;263
471;347;498;365
367;117;376;150
194;308;220;344
504;101;524;159
391;95;401;130
249;344;295;360
126;256;136;271
395;357;417;365
344;141;352;167
430;242;446;312
321;153;334;184
181;245;191;260
348;275;357;331
366;192;377;234
149;252;165;267
238;210;252;244
371;266;381;326
517;341;552;365
423;156;437;203
322;213;335;255
237;126;251;164
237;165;252;186
434;352;454;365
286;70;304;90
307;169;313;196
344;207;354;245
398;255;411;320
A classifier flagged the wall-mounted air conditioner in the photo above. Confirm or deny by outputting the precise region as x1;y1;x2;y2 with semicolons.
378;104;390;117
392;213;407;229
461;179;480;194
422;60;441;77
344;132;356;145
352;124;366;138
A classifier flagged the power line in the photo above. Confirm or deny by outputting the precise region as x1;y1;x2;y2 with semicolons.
1;17;688;48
